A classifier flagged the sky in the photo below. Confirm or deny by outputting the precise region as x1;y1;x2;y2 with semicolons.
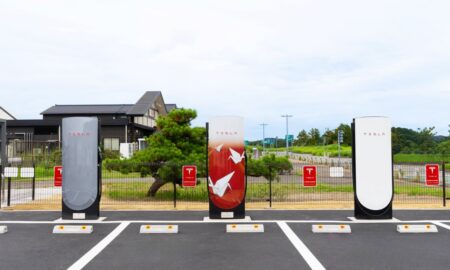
1;1;449;140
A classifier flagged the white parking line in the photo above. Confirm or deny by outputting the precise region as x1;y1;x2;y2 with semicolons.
277;221;325;270
431;221;450;231
67;221;130;270
1;219;450;224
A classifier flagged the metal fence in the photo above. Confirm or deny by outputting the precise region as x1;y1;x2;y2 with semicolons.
0;158;447;210
4;140;60;165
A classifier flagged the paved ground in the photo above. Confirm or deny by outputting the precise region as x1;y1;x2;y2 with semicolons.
0;210;450;270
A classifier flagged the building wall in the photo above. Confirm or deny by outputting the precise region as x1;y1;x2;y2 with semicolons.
7;127;34;140
43;114;127;123
101;126;126;143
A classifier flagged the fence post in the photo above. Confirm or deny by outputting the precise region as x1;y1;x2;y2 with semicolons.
443;161;446;207
7;176;11;207
173;180;177;209
269;166;272;208
32;163;36;201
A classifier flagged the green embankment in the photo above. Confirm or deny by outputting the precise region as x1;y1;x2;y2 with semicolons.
269;145;352;157
393;154;450;163
267;145;449;167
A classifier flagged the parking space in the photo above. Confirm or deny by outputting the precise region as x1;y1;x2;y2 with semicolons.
0;210;60;221
0;223;117;270
1;210;450;270
85;223;308;270
288;223;450;270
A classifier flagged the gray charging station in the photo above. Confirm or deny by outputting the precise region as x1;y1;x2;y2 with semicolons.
62;117;102;220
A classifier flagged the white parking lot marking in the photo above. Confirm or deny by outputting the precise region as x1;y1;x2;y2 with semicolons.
278;221;325;270
432;221;450;231
67;221;130;270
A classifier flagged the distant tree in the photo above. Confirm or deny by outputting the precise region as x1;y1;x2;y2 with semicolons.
392;127;417;153
274;137;285;148
322;129;336;145
308;128;321;145
391;126;438;154
436;140;450;155
295;130;309;146
391;130;401;154
247;154;293;181
416;127;437;153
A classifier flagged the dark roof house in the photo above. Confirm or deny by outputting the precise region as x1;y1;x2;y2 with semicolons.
165;104;178;112
41;104;133;115
6;91;177;153
42;91;168;117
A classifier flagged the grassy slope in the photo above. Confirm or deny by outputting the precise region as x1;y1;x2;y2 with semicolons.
268;144;449;164
393;154;450;163
269;145;352;157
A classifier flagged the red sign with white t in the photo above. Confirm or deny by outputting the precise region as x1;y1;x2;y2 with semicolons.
182;165;197;187
54;166;63;187
425;164;439;186
303;166;317;187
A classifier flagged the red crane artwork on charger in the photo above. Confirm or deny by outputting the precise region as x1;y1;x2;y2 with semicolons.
208;117;246;211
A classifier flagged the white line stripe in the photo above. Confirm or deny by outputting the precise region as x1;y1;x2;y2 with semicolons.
277;221;325;270
0;220;347;224
67;221;130;270
1;219;450;224
0;220;348;224
432;221;450;230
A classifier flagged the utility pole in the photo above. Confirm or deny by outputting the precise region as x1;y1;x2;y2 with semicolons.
281;115;293;156
260;123;268;154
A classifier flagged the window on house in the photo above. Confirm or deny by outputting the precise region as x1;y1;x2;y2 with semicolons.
104;138;120;151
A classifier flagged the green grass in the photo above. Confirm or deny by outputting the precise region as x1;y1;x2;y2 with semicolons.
9;166;144;181
393;154;450;163
394;185;443;197
104;181;443;201
268;145;352;157
268;145;449;168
